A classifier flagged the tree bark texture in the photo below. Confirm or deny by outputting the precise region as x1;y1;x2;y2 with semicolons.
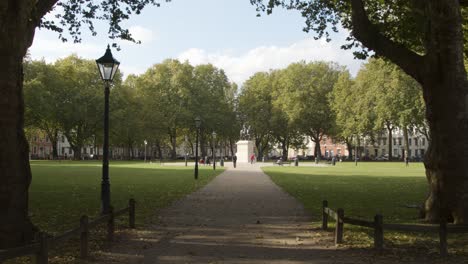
403;126;410;160
351;0;468;223
0;0;45;248
421;2;468;223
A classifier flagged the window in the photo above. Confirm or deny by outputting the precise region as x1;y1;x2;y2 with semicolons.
61;147;65;155
414;138;418;146
83;148;87;154
420;149;425;156
393;138;396;145
68;148;72;155
90;148;94;154
33;147;37;154
408;150;412;157
62;136;65;143
394;149;398;156
398;138;402;146
409;138;412;145
422;138;426;146
382;138;387;145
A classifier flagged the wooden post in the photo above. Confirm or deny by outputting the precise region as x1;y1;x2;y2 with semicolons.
107;206;114;242
35;232;48;264
335;208;344;245
322;200;328;230
374;214;384;250
80;215;89;259
129;199;135;229
439;219;448;257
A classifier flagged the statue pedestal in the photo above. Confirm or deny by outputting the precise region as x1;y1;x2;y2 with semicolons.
236;140;255;163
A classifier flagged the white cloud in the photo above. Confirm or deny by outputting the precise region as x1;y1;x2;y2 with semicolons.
128;26;155;45
29;36;103;62
178;37;364;85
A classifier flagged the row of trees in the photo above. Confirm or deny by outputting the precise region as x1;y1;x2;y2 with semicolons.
238;58;426;161
25;56;426;162
24;56;239;160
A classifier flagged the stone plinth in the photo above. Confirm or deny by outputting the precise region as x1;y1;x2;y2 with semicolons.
236;140;255;163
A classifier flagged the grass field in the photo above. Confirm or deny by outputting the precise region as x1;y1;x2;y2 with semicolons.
29;160;222;234
262;162;468;255
263;162;426;222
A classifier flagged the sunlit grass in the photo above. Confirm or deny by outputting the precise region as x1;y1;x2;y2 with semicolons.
29;160;222;233
263;162;468;256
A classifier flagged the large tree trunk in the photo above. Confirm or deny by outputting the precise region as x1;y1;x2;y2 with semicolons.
422;1;468;224
0;1;39;247
50;130;58;159
345;138;353;160
169;128;177;160
403;126;409;160
314;139;321;158
72;145;82;160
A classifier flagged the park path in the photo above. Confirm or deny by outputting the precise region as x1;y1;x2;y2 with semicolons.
140;162;336;264
91;162;350;264
90;163;464;264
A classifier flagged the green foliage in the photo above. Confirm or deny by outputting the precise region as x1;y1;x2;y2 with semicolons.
276;61;343;142
330;58;426;155
251;1;464;58
239;61;344;158
39;1;171;46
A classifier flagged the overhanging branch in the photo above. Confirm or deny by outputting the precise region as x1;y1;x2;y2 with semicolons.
350;0;425;82
33;0;58;26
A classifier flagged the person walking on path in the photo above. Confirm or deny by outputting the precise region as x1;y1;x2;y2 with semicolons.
250;153;255;164
233;155;237;168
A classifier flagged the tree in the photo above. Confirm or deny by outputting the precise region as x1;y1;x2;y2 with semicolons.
329;71;363;160
23;59;62;159
191;64;233;158
275;61;342;159
0;0;166;247
238;72;274;160
253;0;468;224
110;75;144;159
53;55;113;159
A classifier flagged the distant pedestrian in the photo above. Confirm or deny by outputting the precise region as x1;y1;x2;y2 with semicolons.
233;155;237;168
250;153;255;164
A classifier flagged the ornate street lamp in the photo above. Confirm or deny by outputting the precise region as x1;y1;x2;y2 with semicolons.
96;45;120;214
194;116;202;180
144;140;148;162
184;135;188;167
212;131;217;170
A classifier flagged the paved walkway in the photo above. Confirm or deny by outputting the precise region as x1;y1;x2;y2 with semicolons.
90;163;461;264
142;162;331;263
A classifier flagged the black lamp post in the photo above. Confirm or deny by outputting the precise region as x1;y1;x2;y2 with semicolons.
194;116;201;180
212;131;216;170
144;140;147;162
184;135;188;167
96;45;120;214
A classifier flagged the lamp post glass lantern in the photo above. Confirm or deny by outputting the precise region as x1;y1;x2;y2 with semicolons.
194;117;202;180
96;44;120;214
212;131;216;170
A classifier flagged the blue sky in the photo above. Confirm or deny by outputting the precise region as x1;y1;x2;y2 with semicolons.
30;0;364;85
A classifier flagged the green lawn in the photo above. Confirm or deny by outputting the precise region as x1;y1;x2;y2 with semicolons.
29;160;222;234
263;162;426;223
262;162;468;255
